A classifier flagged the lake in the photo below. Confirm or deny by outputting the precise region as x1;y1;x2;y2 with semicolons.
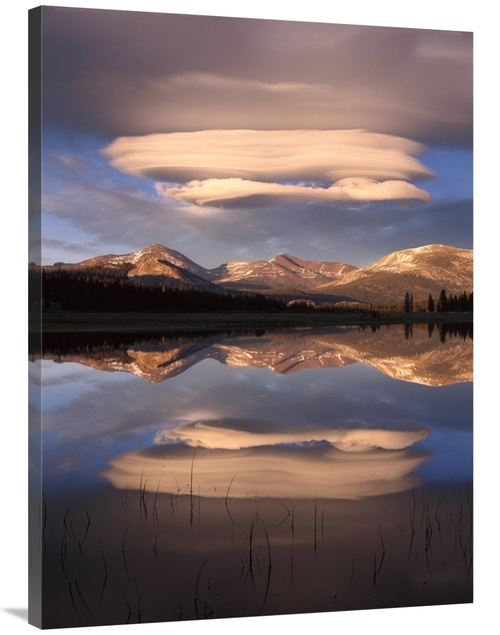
29;323;473;628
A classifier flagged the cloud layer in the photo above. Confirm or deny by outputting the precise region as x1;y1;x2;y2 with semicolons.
103;129;434;207
162;177;432;206
42;11;473;146
38;8;473;266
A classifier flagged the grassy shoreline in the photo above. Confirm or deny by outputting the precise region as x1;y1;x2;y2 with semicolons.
30;310;473;333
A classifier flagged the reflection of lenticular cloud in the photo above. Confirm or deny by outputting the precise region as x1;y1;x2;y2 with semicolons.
104;444;431;500
102;129;433;206
155;419;430;452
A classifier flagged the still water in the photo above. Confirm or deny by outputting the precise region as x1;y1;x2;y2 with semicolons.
31;323;473;628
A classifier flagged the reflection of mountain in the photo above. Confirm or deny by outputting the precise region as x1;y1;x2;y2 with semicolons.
105;422;428;499
42;324;472;386
74;336;225;383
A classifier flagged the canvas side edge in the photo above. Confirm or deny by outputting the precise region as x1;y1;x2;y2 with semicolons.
28;5;43;630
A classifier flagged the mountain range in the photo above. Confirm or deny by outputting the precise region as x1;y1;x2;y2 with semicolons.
47;243;473;305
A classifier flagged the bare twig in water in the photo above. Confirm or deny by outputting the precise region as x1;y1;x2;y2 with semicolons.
121;524;131;580
349;550;355;588
189;453;195;529
151;480;161;529
276;498;291;527
117;586;132;624
193;557;209;620
378;525;386;573
258;518;273;614
224;475;237;526
135;576;142;623
98;540;108;612
82;504;91;544
314;501;318;557
68;581;83;624
75;579;93;616
121;487;129;515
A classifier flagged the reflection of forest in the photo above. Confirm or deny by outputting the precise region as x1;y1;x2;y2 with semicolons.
32;322;472;386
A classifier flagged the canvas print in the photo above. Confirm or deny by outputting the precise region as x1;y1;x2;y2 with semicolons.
28;6;473;629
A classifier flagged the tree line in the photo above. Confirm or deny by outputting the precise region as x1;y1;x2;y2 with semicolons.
29;267;286;313
29;266;474;315
404;289;473;313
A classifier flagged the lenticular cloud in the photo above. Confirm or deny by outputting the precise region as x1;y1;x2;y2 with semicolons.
103;129;434;207
161;177;432;206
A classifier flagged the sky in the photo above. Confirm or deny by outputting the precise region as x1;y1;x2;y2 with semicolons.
34;6;473;268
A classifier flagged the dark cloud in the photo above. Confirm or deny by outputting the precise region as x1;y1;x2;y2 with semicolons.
41;7;472;146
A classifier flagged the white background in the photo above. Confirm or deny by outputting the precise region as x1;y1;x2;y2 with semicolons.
0;1;496;634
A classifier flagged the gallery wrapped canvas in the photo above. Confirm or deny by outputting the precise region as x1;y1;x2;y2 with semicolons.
28;4;473;630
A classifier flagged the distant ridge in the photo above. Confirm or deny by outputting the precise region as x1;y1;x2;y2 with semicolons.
45;243;472;304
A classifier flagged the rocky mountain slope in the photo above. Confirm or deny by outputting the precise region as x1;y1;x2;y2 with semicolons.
48;243;225;293
314;244;473;303
211;254;357;291
47;243;472;304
